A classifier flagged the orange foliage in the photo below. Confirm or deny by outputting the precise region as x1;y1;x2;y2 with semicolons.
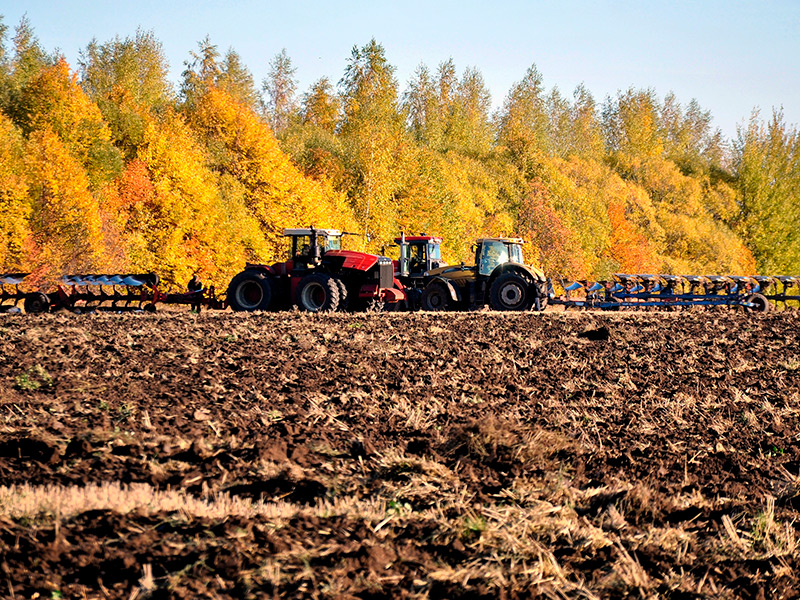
606;199;660;273
519;181;589;278
24;128;105;275
115;159;156;210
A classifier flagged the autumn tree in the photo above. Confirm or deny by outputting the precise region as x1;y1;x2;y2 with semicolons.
496;64;550;177
16;58;121;187
733;110;800;273
218;48;259;112
186;85;356;256
0;113;31;270
339;39;409;246
262;48;297;136
78;30;172;160
301;77;339;132
25;127;105;274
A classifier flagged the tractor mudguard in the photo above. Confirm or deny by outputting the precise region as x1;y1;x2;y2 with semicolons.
429;277;461;302
491;263;545;283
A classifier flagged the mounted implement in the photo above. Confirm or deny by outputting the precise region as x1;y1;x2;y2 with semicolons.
226;228;404;313
0;273;172;314
550;274;778;312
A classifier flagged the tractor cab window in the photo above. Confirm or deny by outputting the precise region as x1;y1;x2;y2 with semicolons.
507;244;524;264
427;243;442;261
293;234;339;258
408;243;427;273
478;241;509;276
293;235;313;258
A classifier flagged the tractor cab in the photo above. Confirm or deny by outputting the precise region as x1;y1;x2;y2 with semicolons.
475;238;525;277
284;228;342;268
395;234;447;278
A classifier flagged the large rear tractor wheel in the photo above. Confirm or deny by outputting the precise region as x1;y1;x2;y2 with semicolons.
744;293;771;313
421;282;451;311
297;273;340;312
24;292;50;314
489;273;533;311
226;270;273;312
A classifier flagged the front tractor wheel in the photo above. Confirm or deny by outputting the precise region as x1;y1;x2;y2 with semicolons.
227;270;273;312
421;283;451;311
297;273;340;312
490;273;533;311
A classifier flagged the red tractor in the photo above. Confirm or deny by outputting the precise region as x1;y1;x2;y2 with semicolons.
226;228;404;312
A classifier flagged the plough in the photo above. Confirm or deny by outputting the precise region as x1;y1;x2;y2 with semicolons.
549;274;800;312
0;273;225;314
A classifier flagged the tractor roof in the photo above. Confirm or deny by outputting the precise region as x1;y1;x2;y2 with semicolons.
282;228;341;237
477;237;525;245
394;235;443;244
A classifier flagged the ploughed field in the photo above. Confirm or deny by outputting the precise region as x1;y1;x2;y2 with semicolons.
1;310;799;599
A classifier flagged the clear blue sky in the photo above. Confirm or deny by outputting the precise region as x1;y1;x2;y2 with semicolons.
2;0;798;140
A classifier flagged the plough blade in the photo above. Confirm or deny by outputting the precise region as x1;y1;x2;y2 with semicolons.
0;273;29;285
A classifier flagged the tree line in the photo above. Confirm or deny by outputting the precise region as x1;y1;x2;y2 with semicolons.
0;16;797;287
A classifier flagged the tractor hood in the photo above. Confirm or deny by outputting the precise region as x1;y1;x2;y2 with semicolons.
323;250;381;272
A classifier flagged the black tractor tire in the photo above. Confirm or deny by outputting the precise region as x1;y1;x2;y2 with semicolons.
744;293;771;313
333;277;348;311
489;272;533;311
24;292;50;314
533;280;549;311
226;270;273;312
297;273;340;312
421;282;451;311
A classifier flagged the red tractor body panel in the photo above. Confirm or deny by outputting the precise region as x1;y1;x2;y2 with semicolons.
323;250;379;271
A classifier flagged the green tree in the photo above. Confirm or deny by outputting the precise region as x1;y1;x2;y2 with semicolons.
78;30;172;160
443;66;493;156
180;36;220;109
496;64;549;176
734;110;800;273
1;16;51;120
218;48;259;112
79;29;171;109
301;76;339;132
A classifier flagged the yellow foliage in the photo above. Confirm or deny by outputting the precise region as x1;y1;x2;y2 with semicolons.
19;58;112;166
0;115;32;270
188;86;358;256
24;128;105;276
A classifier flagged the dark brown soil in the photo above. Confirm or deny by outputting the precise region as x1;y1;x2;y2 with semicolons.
1;310;799;599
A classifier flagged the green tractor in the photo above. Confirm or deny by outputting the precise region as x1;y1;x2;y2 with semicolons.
411;237;548;312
